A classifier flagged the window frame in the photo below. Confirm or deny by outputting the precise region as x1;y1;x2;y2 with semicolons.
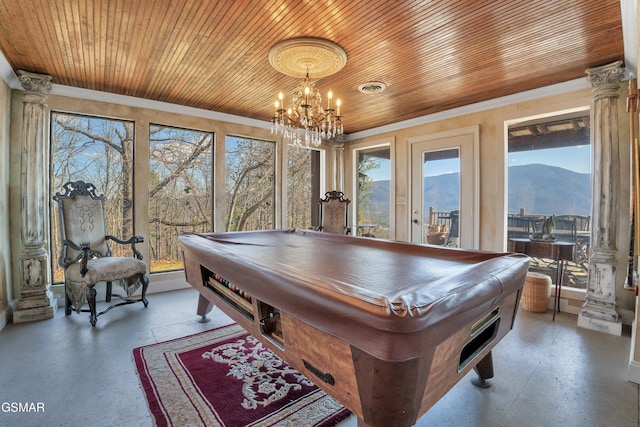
505;108;591;290
49;111;137;284
224;134;277;232
349;137;395;240
148;123;214;274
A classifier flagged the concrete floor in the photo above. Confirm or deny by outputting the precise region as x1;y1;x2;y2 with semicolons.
0;287;637;427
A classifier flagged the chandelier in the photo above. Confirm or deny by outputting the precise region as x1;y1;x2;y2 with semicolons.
268;38;347;148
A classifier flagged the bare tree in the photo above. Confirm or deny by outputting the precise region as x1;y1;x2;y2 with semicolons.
148;126;213;268
287;148;314;228
52;114;135;237
225;137;275;231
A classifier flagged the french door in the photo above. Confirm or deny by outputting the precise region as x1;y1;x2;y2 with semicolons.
409;127;479;249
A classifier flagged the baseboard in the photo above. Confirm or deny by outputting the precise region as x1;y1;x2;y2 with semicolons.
629;320;640;384
0;304;8;332
547;288;633;325
147;276;190;294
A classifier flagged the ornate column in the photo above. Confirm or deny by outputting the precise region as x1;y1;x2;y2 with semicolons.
12;70;57;323
577;61;625;335
332;142;344;192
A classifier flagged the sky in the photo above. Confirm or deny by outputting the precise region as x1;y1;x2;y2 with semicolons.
508;145;591;174
366;144;591;181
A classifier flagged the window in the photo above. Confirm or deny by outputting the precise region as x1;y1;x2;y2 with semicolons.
50;112;135;284
356;146;391;239
507;112;591;288
149;125;213;273
287;147;321;229
225;136;275;231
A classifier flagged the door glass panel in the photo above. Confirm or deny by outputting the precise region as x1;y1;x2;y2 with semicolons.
422;149;460;247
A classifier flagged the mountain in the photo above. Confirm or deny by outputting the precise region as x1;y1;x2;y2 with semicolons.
507;163;590;215
366;163;591;216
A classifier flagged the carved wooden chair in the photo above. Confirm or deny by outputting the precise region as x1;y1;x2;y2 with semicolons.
317;190;351;235
52;181;149;326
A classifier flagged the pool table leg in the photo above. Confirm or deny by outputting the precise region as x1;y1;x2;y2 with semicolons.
356;417;374;427
197;293;214;323
471;351;494;389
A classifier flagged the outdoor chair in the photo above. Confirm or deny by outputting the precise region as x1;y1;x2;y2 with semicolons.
52;180;149;326
507;216;534;239
444;210;459;247
554;217;578;245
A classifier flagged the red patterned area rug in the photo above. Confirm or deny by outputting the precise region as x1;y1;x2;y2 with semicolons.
133;323;351;427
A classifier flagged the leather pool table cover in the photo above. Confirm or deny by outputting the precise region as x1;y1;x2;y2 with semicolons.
179;229;530;361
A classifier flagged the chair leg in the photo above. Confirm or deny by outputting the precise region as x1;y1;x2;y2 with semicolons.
105;281;112;302
141;274;149;307
64;283;72;316
86;285;98;327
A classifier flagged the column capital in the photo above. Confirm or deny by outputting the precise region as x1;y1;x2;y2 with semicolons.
17;70;52;94
585;61;624;94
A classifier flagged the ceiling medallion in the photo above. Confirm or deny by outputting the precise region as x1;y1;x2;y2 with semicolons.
269;37;347;147
268;37;347;78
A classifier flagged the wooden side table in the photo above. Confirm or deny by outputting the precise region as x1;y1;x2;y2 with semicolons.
508;238;575;320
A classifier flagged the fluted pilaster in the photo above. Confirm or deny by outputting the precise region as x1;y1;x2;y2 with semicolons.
13;70;57;323
578;61;625;335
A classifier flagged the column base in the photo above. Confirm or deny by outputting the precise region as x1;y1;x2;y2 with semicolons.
628;322;640;384
577;311;622;336
12;292;58;323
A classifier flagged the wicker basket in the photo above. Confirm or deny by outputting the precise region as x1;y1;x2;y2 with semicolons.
521;272;552;313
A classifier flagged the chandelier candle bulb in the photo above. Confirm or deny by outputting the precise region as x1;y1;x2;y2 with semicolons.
327;91;332;109
336;99;341;116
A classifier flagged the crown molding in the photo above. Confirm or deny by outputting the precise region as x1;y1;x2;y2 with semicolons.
345;78;591;141
0;50;21;89
50;84;271;130
620;0;638;79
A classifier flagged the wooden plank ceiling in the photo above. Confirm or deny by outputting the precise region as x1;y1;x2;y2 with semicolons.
0;0;624;134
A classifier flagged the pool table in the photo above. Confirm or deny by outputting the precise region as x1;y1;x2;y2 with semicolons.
179;229;529;427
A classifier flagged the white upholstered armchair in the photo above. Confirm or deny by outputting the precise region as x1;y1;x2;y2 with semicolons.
52;181;149;326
